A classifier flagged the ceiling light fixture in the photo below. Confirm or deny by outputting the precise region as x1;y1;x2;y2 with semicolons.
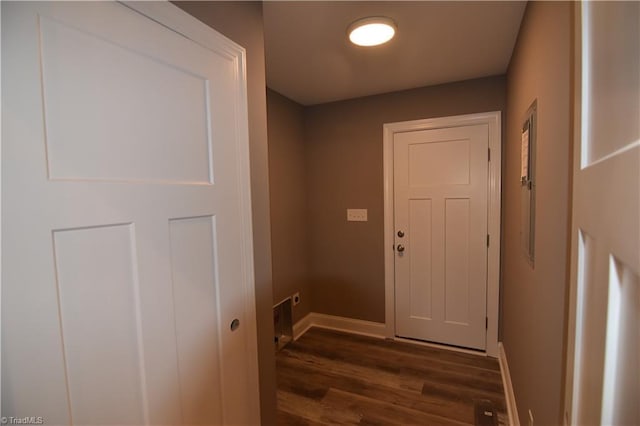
348;17;397;47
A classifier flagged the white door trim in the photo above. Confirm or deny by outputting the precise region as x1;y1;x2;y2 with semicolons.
383;111;502;357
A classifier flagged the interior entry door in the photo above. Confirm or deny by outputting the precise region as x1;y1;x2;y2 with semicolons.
565;2;639;425
2;2;259;425
394;124;489;350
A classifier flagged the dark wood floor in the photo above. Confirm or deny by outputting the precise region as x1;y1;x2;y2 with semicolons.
276;328;507;425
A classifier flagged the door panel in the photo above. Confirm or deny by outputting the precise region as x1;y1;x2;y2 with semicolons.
169;216;224;425
53;224;146;425
444;198;470;325
39;14;214;184
394;124;488;350
2;2;257;424
408;139;470;185
408;199;433;319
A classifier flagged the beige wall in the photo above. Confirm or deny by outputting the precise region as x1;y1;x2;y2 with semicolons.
172;2;277;424
502;2;572;425
304;77;506;322
266;89;311;322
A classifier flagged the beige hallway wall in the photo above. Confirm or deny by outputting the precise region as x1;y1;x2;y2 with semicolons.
267;89;311;323
304;76;506;322
502;2;572;425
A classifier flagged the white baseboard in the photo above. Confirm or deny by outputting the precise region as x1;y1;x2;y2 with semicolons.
293;312;386;340
498;342;520;426
292;312;314;340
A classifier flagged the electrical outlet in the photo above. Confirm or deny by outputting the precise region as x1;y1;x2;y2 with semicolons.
528;409;534;426
292;292;300;306
347;209;368;222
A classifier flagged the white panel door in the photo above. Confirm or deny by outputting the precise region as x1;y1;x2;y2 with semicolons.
564;2;639;425
394;124;488;350
2;2;259;425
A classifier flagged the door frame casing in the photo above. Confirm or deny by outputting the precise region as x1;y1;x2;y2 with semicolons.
383;111;502;357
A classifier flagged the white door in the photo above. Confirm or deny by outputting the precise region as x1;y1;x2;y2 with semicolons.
2;2;259;425
394;124;489;350
564;2;639;425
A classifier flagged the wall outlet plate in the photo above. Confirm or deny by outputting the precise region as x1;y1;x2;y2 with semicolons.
292;292;300;306
347;209;368;222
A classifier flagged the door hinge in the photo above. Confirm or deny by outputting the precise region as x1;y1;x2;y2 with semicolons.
488;148;491;162
486;234;490;247
486;317;488;329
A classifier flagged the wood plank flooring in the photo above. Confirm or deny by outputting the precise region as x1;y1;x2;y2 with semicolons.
276;328;507;425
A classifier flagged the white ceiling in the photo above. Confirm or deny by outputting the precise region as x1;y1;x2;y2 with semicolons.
263;1;526;105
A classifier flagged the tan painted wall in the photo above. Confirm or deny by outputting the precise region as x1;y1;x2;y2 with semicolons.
172;2;277;424
266;89;311;322
304;77;506;322
502;2;572;425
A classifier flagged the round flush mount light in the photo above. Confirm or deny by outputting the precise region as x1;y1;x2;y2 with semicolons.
348;17;397;47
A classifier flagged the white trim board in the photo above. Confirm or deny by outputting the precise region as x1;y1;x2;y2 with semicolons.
498;342;520;426
292;312;386;341
383;112;502;357
292;312;314;340
294;313;491;358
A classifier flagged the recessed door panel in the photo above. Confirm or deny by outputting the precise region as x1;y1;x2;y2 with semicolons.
444;198;470;325
409;199;433;320
39;15;212;184
53;224;146;425
169;216;223;425
408;138;470;186
581;2;639;166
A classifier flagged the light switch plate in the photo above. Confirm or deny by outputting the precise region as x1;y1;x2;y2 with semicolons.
347;209;367;222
